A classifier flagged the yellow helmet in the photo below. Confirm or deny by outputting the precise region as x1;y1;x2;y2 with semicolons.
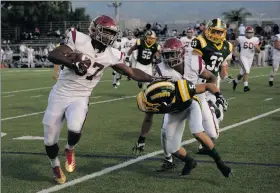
145;30;157;46
204;18;227;44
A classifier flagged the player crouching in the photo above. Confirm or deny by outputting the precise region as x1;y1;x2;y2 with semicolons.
136;80;232;177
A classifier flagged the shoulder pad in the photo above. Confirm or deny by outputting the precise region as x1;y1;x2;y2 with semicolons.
227;41;233;52
196;35;207;48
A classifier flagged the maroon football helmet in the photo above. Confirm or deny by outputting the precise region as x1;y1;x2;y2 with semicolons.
245;26;254;39
88;15;119;46
162;38;185;67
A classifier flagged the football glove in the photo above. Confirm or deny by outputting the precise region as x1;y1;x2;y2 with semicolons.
125;56;130;63
223;75;234;84
72;61;88;76
214;92;228;112
132;142;145;155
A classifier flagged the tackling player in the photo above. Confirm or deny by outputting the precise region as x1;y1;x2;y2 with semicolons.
136;79;232;177
191;18;233;153
45;15;163;184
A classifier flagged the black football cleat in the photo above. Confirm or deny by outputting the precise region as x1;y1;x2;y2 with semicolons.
232;80;238;91
181;158;197;176
216;160;232;177
156;158;176;172
244;86;250;92
269;81;274;87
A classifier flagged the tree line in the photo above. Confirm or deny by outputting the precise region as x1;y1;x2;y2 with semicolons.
1;1;91;30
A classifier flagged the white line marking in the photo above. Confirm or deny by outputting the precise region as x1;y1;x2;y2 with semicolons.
1;133;7;137
2;87;52;94
13;136;66;140
30;95;43;98
37;107;280;193
90;96;102;99
1;96;136;121
2;69;52;73
227;97;236;101
1;80;111;94
264;98;273;101
2;95;15;98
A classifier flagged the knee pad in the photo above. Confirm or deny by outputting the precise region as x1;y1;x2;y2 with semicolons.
67;130;82;146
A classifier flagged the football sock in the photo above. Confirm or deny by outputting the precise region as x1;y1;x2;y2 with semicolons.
269;76;274;81
244;81;248;87
50;157;60;168
235;78;239;83
208;147;221;162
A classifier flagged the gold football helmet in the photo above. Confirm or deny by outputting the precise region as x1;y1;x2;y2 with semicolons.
145;30;157;46
204;18;227;44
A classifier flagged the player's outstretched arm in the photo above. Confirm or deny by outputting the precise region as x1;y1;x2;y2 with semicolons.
127;44;138;57
48;45;74;69
112;63;154;82
199;69;217;84
195;83;220;95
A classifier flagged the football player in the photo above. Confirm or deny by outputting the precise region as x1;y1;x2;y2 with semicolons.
136;78;232;177
126;30;161;89
180;28;195;57
45;15;163;184
112;33;124;88
191;18;233;153
122;30;137;80
269;33;280;87
133;38;222;170
232;26;260;91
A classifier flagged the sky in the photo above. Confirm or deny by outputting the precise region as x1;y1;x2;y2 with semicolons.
71;1;280;23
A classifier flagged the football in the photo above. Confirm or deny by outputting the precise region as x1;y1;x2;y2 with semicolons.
65;52;91;69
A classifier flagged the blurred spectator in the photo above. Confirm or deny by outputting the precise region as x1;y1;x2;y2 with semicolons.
197;22;205;35
162;25;168;37
55;28;61;37
35;27;40;37
257;36;268;66
255;24;263;36
239;24;246;36
272;24;279;35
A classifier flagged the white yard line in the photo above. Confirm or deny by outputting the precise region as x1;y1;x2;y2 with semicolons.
2;95;15;98
1;96;136;121
227;97;236;101
2;69;52;73
90;96;102;99
36;107;280;193
1;80;111;94
1;133;7;137
30;95;43;98
13;136;66;140
264;98;273;101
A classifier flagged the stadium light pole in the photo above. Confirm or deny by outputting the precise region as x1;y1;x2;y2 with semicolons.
107;1;122;25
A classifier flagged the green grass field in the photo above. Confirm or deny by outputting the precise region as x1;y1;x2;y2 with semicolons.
1;67;280;193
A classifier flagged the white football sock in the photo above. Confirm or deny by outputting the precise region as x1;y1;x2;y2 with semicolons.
244;81;248;87
50;157;60;168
